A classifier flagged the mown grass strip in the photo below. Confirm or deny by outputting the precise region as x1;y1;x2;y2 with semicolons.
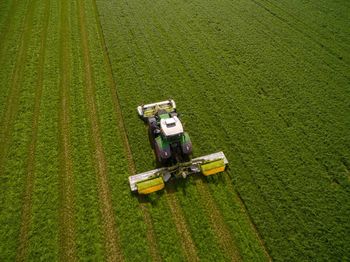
58;0;77;260
0;0;19;52
137;202;161;261
165;188;199;261
76;0;123;260
16;1;51;260
0;0;43;260
195;179;242;261
229;175;272;261
0;0;36;175
0;0;29;119
27;0;60;259
68;0;105;260
91;0;161;260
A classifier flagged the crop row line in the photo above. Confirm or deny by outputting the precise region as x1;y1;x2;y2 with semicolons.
165;187;199;261
0;0;21;60
76;0;123;260
195;177;242;261
15;1;51;261
91;0;162;260
225;170;272;261
0;0;36;176
58;0;77;260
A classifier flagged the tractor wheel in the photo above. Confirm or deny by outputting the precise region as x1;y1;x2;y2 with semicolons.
155;142;171;165
148;127;155;149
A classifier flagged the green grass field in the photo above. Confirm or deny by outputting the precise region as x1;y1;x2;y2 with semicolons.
0;0;349;261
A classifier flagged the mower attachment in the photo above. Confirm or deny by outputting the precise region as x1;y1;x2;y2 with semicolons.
136;177;165;194
129;151;228;194
137;99;176;119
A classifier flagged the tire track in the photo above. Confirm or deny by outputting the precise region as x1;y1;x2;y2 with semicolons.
165;189;199;261
195;178;242;262
249;0;349;66
0;0;21;55
223;169;272;261
77;1;123;261
91;0;161;260
231;181;272;261
0;0;36;175
58;0;77;261
16;1;51;260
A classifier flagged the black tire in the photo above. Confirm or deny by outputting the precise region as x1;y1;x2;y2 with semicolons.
182;152;191;162
155;141;171;165
148;126;155;149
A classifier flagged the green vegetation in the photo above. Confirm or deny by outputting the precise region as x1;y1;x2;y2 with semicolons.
0;0;349;261
96;0;350;260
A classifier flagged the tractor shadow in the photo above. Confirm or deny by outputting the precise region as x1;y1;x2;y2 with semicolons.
137;191;165;206
136;168;229;206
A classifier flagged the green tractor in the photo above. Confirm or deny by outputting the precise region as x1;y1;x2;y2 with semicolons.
130;99;228;194
138;99;192;164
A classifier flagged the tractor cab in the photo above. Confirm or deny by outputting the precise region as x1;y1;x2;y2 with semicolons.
160;117;184;138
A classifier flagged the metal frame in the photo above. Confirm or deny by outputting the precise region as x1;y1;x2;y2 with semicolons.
129;151;228;192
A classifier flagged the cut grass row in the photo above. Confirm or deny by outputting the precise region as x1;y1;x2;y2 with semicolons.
26;0;61;259
0;0;42;259
81;0;154;260
2;0;155;260
58;0;77;260
90;0;164;259
16;0;51;260
1;0;348;260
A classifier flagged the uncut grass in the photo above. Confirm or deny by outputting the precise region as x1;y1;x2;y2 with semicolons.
97;0;350;260
153;0;350;259
0;1;44;260
257;0;350;62
189;0;348;258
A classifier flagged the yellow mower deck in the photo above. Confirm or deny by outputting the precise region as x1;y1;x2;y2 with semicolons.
137;177;165;194
200;159;226;176
129;151;228;194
